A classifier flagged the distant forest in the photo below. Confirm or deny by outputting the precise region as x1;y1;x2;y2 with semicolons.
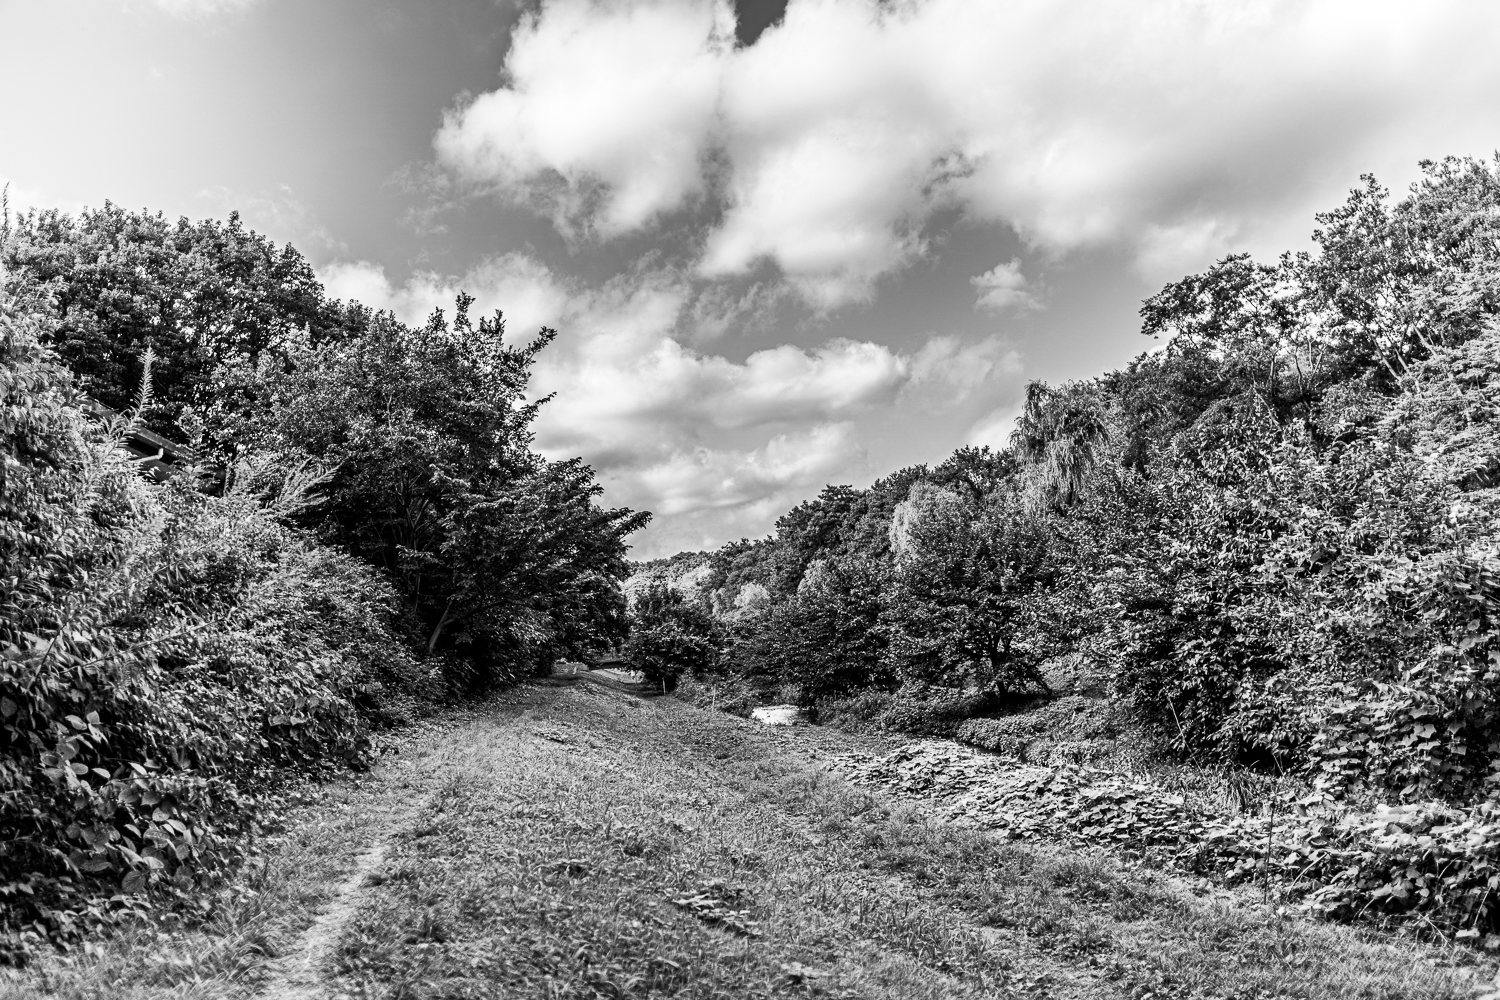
631;156;1500;805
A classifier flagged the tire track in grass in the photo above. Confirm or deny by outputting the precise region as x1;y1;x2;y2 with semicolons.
256;689;547;1000
257;839;399;1000
254;749;437;1000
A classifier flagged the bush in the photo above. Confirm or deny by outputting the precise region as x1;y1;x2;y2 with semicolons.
873;685;1000;736
838;741;1500;939
815;689;896;729
954;696;1157;768
816;684;999;736
0;282;426;959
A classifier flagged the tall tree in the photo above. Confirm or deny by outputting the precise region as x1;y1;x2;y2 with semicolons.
884;483;1056;693
271;295;647;672
624;583;721;691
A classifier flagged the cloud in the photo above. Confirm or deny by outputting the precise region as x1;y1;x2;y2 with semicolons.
902;334;1021;411
150;0;258;17
318;254;1013;553
435;0;734;238
442;0;1500;302
970;260;1040;314
320;255;569;339
633;423;858;515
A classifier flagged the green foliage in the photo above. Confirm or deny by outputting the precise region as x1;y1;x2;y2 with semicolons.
624;583;721;691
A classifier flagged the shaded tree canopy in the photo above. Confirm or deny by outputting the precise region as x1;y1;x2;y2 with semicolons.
269;293;648;671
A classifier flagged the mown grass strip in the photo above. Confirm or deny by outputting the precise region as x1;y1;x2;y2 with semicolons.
326;684;1493;999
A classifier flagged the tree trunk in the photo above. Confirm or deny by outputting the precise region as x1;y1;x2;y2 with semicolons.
427;598;456;657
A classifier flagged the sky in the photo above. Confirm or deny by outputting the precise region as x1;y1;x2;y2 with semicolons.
3;0;1499;558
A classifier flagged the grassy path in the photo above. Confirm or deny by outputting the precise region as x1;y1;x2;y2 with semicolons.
5;681;1495;999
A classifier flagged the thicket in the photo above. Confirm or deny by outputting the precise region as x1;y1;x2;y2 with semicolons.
649;155;1500;825
0;203;644;959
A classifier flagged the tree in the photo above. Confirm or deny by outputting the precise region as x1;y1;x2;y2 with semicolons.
743;558;892;706
883;482;1055;694
624;583;721;691
3;204;357;448
1010;381;1111;505
0;271;419;949
270;294;647;674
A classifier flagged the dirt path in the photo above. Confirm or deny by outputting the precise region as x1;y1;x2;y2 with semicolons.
251;689;549;1000
256;839;395;1000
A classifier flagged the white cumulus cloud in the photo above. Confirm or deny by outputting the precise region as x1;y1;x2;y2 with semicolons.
439;0;1500;304
435;0;734;238
970;260;1039;314
634;423;859;515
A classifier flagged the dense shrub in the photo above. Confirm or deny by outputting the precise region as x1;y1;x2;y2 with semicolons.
1;202;649;962
954;696;1151;767
815;689;896;729
0;280;422;959
838;741;1500;939
673;673;759;717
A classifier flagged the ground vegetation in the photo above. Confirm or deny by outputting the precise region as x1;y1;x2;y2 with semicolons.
7;684;1485;1000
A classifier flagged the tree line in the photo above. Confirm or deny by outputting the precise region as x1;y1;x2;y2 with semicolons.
630;155;1500;808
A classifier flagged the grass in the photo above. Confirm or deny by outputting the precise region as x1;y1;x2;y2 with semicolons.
0;714;472;1000
4;682;1495;998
